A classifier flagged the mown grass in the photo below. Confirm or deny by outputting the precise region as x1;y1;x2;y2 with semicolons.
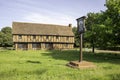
0;50;120;80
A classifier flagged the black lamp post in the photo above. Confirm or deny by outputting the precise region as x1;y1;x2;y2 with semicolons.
76;16;86;62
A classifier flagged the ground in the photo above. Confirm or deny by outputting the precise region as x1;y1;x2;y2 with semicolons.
0;50;120;80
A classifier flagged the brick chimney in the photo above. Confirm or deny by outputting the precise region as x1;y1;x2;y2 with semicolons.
68;24;72;27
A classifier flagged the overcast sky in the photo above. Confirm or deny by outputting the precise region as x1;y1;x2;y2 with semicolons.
0;0;106;29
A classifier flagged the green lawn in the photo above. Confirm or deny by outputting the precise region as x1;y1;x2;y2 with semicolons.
0;50;120;80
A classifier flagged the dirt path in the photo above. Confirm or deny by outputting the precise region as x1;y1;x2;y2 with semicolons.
83;48;120;54
95;50;120;54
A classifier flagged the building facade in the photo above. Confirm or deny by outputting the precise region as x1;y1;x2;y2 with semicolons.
12;22;74;50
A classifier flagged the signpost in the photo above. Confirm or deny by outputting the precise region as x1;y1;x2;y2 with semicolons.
76;16;86;62
67;16;95;69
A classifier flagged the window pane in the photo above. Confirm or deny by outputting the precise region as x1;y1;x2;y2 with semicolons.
18;35;22;39
32;43;41;49
33;35;36;39
56;36;58;39
46;36;49;39
18;44;22;49
32;44;37;48
67;37;69;40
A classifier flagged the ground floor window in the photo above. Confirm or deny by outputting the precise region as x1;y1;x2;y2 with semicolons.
16;43;73;50
18;43;28;50
32;43;41;50
65;44;68;48
45;43;53;49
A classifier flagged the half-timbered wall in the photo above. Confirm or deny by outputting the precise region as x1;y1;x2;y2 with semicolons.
13;35;74;50
13;35;74;43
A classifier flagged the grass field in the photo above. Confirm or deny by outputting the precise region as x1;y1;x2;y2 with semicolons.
0;50;120;80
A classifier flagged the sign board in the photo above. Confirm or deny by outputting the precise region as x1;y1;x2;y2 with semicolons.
76;16;86;34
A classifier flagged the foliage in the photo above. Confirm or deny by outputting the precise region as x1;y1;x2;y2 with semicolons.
82;0;120;50
0;32;4;46
0;50;120;80
0;27;13;47
85;13;110;49
1;27;12;34
72;27;80;47
105;0;120;46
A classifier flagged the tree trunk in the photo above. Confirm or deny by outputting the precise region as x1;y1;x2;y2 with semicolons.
92;39;95;53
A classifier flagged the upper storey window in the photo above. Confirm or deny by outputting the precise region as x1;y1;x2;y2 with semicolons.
18;35;22;40
46;36;49;40
56;36;59;40
33;35;36;39
66;37;69;41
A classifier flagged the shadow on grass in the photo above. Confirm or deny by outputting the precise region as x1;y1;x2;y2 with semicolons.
0;69;47;79
0;50;10;53
26;60;41;64
42;50;120;64
25;69;47;75
0;70;15;79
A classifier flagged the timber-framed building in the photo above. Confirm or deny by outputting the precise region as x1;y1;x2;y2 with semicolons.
12;22;74;50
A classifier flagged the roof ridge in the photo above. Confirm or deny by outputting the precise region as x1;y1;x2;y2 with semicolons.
13;21;68;27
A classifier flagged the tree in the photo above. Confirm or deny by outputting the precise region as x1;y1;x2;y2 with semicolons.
105;0;120;46
85;12;113;50
0;27;13;47
1;27;12;34
85;13;103;52
84;0;120;51
0;32;4;47
72;27;80;47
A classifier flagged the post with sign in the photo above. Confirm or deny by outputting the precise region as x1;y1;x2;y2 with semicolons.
76;16;86;62
67;16;95;69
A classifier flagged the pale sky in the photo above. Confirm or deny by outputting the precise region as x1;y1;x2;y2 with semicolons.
0;0;106;29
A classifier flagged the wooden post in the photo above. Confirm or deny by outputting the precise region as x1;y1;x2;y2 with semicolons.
15;43;17;50
79;34;83;62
